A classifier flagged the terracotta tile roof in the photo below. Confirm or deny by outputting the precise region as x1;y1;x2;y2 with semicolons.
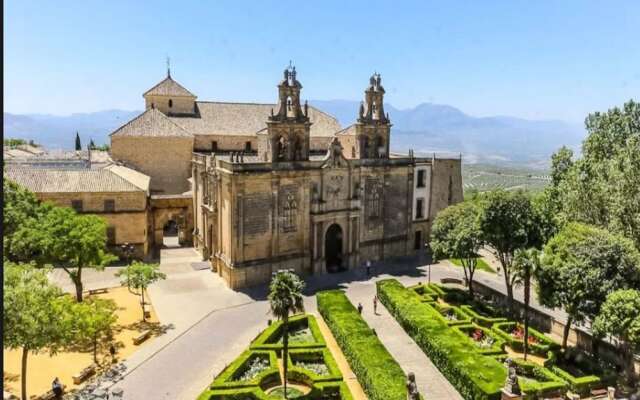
167;102;341;137
143;76;196;98
5;167;147;193
110;108;193;138
335;124;357;136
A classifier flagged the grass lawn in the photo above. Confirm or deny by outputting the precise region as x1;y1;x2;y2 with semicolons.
267;387;305;398
448;257;495;273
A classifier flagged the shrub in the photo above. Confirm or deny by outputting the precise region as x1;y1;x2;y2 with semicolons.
377;279;506;400
250;314;325;350
491;321;560;356
198;314;353;400
317;290;406;400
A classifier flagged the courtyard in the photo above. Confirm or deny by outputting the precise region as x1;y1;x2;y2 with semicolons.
21;241;607;400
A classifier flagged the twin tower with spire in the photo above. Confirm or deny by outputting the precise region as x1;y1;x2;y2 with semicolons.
262;64;391;163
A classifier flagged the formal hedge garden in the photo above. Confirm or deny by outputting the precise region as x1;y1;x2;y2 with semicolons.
378;279;615;400
316;290;407;400
197;314;353;400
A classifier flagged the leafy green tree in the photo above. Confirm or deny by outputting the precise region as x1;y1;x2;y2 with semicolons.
3;263;75;400
11;206;117;302
512;248;543;360
478;190;544;312
75;131;81;151
116;262;166;321
593;289;640;388
72;297;118;364
3;179;41;259
553;100;640;250
268;270;305;398
431;201;484;296
538;223;640;348
3;138;27;147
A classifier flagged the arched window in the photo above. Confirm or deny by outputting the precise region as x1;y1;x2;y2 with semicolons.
282;193;297;232
351;146;356;158
276;136;287;161
362;137;370;158
169;99;173;108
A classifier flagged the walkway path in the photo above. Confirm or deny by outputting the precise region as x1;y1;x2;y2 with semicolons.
345;279;463;400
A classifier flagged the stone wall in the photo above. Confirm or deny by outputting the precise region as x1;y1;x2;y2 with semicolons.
428;157;463;222
111;136;194;194
144;95;195;115
35;191;150;258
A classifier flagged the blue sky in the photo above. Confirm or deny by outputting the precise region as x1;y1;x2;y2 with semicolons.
4;0;639;122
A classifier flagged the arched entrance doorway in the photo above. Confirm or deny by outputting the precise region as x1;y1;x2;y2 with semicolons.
163;219;179;248
325;224;345;273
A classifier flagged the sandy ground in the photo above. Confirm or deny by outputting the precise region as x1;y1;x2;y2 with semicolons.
3;287;162;398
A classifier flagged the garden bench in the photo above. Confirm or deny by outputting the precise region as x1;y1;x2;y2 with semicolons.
590;388;608;399
88;288;108;295
73;364;96;384
440;277;463;285
132;330;151;345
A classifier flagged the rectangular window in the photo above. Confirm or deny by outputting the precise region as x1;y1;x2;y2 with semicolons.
71;200;83;212
414;230;422;250
416;198;424;219
245;141;252;152
417;170;426;188
211;141;218;152
104;199;115;212
106;227;116;245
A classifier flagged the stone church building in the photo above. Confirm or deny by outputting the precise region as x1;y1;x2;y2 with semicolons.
109;66;462;288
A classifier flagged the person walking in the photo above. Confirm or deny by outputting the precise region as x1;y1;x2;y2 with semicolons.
365;260;372;277
357;303;363;314
373;295;378;315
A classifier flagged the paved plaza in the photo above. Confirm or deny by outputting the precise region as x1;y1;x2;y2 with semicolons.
54;245;576;399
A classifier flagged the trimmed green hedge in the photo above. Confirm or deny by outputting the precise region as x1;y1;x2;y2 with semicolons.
491;322;560;356
433;303;473;326
547;348;617;396
197;314;353;400
458;304;508;327
316;290;406;400
503;357;567;400
378;279;507;400
454;324;506;355
250;314;325;350
287;348;343;383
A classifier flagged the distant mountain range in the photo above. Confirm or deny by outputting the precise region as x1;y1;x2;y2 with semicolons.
3;101;585;166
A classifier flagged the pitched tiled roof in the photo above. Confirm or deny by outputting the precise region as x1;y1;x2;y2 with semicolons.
5;167;148;193
143;76;196;98
167;102;341;137
335;124;357;136
110;108;193;138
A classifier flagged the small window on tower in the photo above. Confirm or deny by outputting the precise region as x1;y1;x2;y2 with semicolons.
417;170;426;188
169;99;173;108
211;141;218;152
245;141;252;152
416;198;424;219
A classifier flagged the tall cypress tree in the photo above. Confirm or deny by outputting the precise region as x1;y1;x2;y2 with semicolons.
75;132;81;151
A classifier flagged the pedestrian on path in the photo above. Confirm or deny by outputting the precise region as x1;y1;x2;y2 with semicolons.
357;303;363;314
373;295;378;315
52;377;63;399
366;260;372;276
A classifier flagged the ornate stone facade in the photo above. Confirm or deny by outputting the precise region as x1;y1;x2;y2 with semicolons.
190;67;464;289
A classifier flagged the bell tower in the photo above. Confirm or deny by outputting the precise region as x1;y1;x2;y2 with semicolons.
265;64;312;162
354;73;391;159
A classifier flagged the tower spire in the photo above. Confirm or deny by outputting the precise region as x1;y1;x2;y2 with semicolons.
166;56;171;78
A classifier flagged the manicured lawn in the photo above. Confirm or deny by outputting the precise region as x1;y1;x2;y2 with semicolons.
268;387;305;398
448;257;495;273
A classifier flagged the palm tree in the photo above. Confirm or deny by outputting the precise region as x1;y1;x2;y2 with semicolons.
268;270;305;398
513;248;542;360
